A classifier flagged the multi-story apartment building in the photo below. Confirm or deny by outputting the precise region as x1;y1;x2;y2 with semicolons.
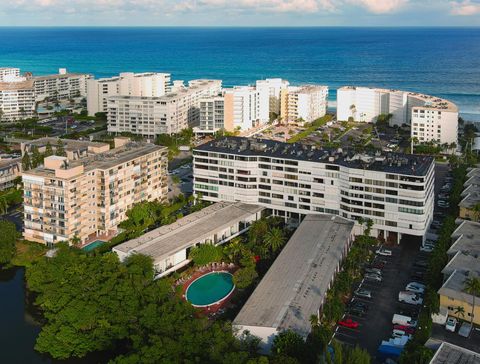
107;79;222;137
256;78;290;115
22;137;168;246
87;72;171;116
33;68;91;102
223;86;269;131
337;86;459;145
280;85;329;123
0;157;21;191
21;137;111;160
0;78;35;121
193;137;435;242
197;95;225;134
0;68;21;82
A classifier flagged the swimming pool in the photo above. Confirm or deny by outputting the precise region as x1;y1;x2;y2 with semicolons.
185;271;235;307
81;240;105;252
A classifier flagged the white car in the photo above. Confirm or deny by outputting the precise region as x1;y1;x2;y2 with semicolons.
420;245;434;253
406;283;425;294
445;317;457;332
376;247;393;256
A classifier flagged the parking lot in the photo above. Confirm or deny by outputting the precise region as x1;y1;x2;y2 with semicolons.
333;162;453;362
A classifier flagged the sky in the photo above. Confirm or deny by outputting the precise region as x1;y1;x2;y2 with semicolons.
0;0;479;26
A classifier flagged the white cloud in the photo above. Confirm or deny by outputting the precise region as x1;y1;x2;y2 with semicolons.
450;0;480;15
349;0;408;14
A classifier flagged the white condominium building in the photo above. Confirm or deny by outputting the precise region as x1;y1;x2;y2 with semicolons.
0;76;35;122
223;86;270;132
197;95;225;134
337;86;459;145
107;79;222;137
0;68;21;82
22;137;168;246
256;78;290;115
193;137;435;242
87;72;171;116
33;68;91;102
280;85;329;123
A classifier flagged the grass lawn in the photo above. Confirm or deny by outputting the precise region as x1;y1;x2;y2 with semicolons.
12;240;48;267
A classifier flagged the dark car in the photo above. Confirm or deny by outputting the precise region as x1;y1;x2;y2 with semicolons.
347;306;366;317
365;267;382;275
349;300;369;311
414;261;429;269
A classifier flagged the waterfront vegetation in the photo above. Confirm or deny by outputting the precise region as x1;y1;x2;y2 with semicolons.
0;221;17;265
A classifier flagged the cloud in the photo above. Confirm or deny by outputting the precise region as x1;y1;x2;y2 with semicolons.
349;0;408;14
450;0;480;15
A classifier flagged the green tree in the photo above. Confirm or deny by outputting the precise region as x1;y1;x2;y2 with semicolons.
248;219;269;245
188;243;224;266
464;276;480;328
55;139;66;157
0;221;17;265
31;146;42;168
44;142;54;158
233;266;258;289
454;305;466;319
271;330;306;361
69;235;81;247
264;227;285;254
224;237;244;264
22;151;32;171
0;198;8;216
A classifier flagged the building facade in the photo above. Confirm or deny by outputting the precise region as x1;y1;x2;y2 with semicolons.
0;157;21;191
255;78;290;115
33;68;91;102
0;78;35;121
197;95;225;134
22;138;168;246
0;68;21;82
337;86;459;145
87;72;172;116
193;137;435;242
107;79;222;137
280;85;329;123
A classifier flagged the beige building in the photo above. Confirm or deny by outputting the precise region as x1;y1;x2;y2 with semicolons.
21;137;110;160
280;85;328;124
458;167;480;222
33;68;91;102
22;137;168;246
0;157;21;191
0;78;35;121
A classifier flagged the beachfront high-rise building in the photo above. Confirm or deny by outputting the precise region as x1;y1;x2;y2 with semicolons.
86;72;172;116
337;86;459;145
197;95;226;134
223;86;270;131
0;71;35;122
256;78;290;115
193;137;435;243
107;79;222;137
33;68;91;102
280;85;329;123
22;137;168;246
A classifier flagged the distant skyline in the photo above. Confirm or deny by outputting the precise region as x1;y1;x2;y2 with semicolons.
1;0;479;27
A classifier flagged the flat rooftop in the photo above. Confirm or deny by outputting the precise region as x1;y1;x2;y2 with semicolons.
449;220;480;257
0;79;33;91
24;141;165;178
439;270;480;306
33;73;88;80
23;137;109;151
338;86;458;112
233;215;354;337
195;137;434;176
430;341;480;364
113;202;263;261
442;251;480;277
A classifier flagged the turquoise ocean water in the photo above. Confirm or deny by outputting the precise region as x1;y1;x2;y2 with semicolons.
0;27;479;120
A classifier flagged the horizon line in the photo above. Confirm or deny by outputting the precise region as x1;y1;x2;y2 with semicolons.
0;25;479;28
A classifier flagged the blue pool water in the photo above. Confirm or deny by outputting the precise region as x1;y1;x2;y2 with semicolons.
82;240;105;252
0;27;479;120
185;272;235;307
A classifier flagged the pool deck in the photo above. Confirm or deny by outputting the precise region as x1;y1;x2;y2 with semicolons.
179;262;237;315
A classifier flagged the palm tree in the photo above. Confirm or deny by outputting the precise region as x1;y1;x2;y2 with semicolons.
309;314;319;329
264;227;285;254
70;235;81;247
464;276;480;329
454;305;466;319
224;237;243;263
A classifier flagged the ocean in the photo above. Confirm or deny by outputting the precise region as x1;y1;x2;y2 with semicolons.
0;27;479;120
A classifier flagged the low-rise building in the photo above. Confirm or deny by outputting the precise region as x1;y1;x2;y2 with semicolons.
87;72;172;116
33;68;91;102
113;201;264;277
429;341;480;364
22;138;168;246
337;86;459;145
280;85;328;124
0;157;21;190
193;137;435;241
233;214;355;352
459;167;480;221
107;79;222;137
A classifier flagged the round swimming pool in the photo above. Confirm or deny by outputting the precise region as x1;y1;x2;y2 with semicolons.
185;271;235;307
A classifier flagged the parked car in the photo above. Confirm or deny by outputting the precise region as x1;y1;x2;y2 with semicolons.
399;291;423;305
355;288;372;299
371;261;386;269
394;325;416;335
365;267;382;275
364;273;383;282
392;330;411;340
406;283;425;294
338;318;359;329
414;260;429;268
348;300;369;311
376;247;393;256
458;323;473;337
347;306;366;317
420;245;434;253
445;317;457;332
392;314;417;327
